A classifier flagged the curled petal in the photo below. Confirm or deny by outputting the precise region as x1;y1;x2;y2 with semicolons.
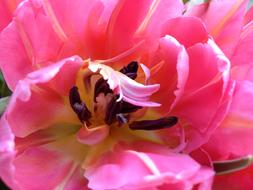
4;56;82;137
89;62;160;107
150;35;189;114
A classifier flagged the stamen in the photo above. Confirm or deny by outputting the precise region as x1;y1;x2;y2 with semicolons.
105;95;142;125
105;96;122;125
116;113;129;125
94;78;112;102
129;116;178;130
120;61;138;79
120;101;142;113
69;86;92;123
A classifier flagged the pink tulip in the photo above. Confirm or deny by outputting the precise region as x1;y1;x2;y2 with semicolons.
0;0;252;189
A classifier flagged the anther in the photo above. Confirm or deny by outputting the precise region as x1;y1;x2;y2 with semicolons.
129;116;178;130
69;86;92;123
105;96;122;125
116;113;129;125
93;78;112;102
105;95;142;125
120;61;138;80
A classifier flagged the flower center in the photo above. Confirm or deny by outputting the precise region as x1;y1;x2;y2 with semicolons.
69;61;178;145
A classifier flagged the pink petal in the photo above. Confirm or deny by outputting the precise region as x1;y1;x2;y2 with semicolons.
0;0;63;89
13;147;73;190
0;0;21;31
150;35;189;114
172;40;233;152
231;21;253;66
244;6;253;25
106;0;184;57
85;143;214;189
186;0;248;58
203;81;253;160
4;56;82;137
63;167;89;190
44;0;112;59
0;116;20;190
161;16;208;48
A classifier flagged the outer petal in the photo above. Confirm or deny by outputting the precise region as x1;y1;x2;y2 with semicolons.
0;0;21;31
13;147;73;190
4;56;82;137
0;0;63;90
106;0;184;57
231;21;253;66
202;81;253;160
172;39;232;152
1;112;87;190
161;16;208;48
0;0;112;89
186;0;248;57
0;115;20;190
85;143;214;190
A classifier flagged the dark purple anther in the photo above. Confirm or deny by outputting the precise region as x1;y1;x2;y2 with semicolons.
129;116;178;130
93;77;113;102
69;86;92;123
105;95;142;125
120;61;138;80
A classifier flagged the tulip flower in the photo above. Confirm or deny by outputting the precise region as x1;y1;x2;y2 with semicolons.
0;0;252;189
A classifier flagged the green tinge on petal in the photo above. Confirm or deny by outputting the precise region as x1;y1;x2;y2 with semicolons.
214;155;253;175
0;96;10;116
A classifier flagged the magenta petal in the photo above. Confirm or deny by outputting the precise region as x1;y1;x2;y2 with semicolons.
161;16;208;48
232;21;253;67
203;81;253;160
151;35;189;114
0;116;20;190
0;0;63;89
13;147;73;190
172;40;232;152
106;0;184;57
4;56;82;137
186;0;248;57
85;144;214;190
0;0;21;31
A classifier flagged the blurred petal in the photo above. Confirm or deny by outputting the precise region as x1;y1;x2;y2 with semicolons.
0;0;21;31
106;0;184;56
186;0;248;57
